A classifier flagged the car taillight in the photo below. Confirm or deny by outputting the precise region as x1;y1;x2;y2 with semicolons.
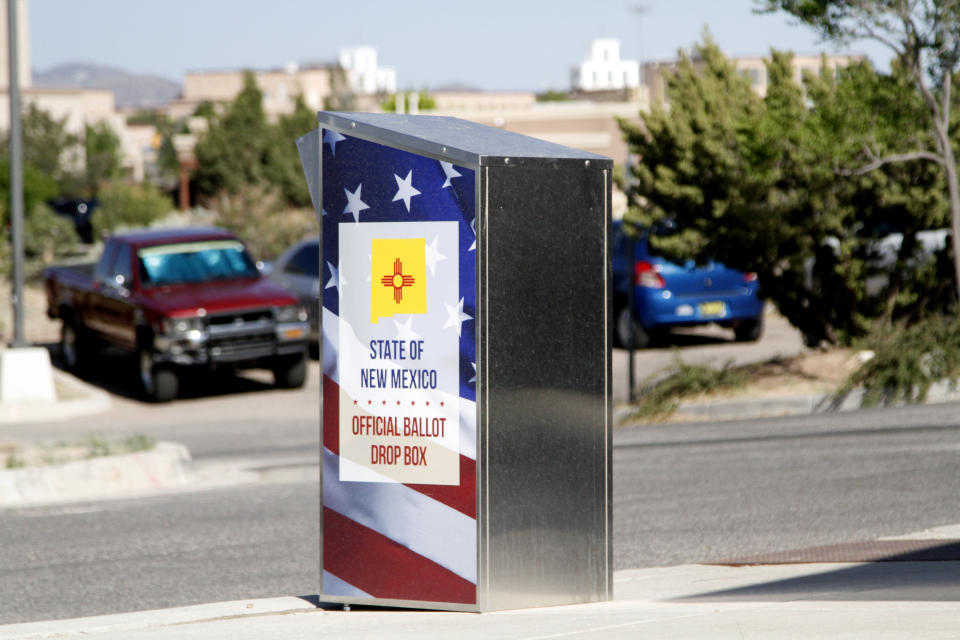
635;260;666;288
743;272;758;283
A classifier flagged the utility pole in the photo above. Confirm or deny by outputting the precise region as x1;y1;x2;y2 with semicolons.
7;0;25;348
633;5;649;86
0;0;55;408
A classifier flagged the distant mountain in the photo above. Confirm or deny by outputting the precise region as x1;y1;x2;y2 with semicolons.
32;63;181;109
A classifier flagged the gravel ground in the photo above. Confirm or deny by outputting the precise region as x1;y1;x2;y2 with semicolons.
1;282;62;347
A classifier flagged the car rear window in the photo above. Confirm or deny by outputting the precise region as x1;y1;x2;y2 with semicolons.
284;242;319;277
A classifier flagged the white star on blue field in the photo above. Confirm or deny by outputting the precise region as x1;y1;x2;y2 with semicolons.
321;130;478;400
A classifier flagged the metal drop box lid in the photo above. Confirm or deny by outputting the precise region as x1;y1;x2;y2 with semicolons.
300;112;613;612
317;111;612;167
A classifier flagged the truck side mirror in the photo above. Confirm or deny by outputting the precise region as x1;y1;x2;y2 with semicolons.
112;273;130;297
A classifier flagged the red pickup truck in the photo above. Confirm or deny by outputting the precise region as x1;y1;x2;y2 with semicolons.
45;227;310;402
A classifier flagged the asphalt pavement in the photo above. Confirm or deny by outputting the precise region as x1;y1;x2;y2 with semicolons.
4;320;960;637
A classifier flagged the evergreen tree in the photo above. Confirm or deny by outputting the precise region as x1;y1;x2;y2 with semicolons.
763;0;960;305
193;72;316;208
267;94;317;207
193;70;271;197
620;36;947;345
84;121;124;192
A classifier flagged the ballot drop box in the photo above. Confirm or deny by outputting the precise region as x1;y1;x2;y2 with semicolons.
299;112;612;612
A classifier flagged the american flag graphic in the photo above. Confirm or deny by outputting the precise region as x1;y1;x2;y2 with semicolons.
320;128;478;605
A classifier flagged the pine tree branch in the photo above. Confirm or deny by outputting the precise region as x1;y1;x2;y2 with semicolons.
837;150;944;176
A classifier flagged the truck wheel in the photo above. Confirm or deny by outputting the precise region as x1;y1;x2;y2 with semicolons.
615;306;651;349
138;349;178;402
273;352;307;389
61;320;88;371
734;317;764;342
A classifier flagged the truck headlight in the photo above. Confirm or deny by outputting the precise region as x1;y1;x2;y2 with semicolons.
161;316;204;335
275;305;308;323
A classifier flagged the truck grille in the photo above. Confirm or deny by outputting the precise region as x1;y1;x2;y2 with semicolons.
206;308;277;362
209;333;276;362
207;309;273;326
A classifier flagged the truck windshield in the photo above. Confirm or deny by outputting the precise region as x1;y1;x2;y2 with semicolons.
138;240;259;286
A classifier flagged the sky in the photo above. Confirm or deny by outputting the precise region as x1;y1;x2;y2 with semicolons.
29;0;893;92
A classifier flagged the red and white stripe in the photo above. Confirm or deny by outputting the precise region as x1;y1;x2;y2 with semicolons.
322;309;478;604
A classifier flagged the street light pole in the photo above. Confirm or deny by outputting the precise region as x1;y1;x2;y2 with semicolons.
632;4;648;91
7;0;25;348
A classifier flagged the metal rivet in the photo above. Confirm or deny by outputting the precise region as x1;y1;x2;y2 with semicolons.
585;160;591;167
442;146;447;153
350;122;356;128
504;158;510;165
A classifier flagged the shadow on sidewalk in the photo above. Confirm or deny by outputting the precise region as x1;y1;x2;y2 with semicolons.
680;541;960;602
40;342;277;403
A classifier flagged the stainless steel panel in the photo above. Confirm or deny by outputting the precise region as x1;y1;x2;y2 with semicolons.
479;162;612;611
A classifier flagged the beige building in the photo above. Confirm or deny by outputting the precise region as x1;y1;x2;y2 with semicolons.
182;64;334;120
643;52;868;105
430;91;536;113
178;45;402;121
430;95;639;167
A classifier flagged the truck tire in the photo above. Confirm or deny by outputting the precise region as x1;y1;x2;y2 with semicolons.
60;318;89;372
138;348;178;403
272;352;307;389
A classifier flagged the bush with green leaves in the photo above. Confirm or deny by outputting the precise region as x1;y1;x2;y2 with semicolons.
95;181;173;237
213;183;316;262
24;203;77;266
840;316;960;407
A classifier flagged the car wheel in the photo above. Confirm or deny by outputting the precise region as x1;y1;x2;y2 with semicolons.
138;348;178;402
273;352;307;389
734;317;764;342
616;306;651;349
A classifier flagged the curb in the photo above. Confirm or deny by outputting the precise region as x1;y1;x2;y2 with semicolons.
616;379;960;424
675;380;960;422
0;441;192;507
0;597;318;640
0;370;111;424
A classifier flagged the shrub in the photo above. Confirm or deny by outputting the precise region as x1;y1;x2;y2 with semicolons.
839;315;960;406
213;183;316;262
630;357;747;420
24;203;77;265
95;181;173;237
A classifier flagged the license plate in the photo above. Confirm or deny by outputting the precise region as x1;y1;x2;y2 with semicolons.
699;301;727;317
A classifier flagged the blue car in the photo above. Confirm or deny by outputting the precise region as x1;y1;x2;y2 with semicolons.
612;220;763;348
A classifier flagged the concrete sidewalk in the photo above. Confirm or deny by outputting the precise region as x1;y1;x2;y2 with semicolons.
2;562;958;639
0;368;111;424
